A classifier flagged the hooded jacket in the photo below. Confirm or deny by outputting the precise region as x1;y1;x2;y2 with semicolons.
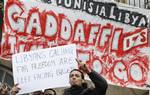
63;70;108;95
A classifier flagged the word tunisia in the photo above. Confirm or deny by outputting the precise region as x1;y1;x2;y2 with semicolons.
56;0;148;27
5;1;148;55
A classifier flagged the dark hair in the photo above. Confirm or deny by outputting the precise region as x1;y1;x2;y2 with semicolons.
33;90;43;95
44;89;56;95
69;69;84;79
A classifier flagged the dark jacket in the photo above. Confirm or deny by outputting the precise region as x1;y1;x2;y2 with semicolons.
63;70;108;95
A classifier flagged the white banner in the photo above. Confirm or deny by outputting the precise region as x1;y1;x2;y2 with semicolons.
12;44;78;94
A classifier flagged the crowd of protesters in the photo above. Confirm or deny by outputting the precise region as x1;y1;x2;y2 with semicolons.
0;83;57;95
0;59;108;95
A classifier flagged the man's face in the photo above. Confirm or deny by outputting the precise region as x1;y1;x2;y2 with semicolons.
69;70;83;86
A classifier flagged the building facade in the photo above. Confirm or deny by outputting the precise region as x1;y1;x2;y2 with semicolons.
114;0;150;9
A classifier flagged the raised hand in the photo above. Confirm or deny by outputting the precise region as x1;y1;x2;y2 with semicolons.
11;84;21;95
76;59;92;74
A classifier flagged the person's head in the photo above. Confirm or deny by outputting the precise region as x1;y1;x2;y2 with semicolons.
33;90;43;95
69;69;85;86
44;89;56;95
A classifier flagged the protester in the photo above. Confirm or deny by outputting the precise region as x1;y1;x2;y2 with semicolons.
32;90;43;95
44;88;56;95
63;59;108;95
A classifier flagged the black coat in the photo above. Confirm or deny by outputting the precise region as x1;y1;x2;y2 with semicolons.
63;70;108;95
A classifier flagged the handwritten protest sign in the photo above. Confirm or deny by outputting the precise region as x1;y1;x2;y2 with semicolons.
12;44;78;94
